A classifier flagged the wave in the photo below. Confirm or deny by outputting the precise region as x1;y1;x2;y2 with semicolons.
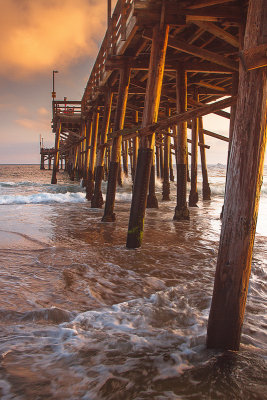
0;307;74;324
0;181;40;187
0;192;87;205
209;183;267;197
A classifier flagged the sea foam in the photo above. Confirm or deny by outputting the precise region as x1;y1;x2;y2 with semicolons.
0;192;87;205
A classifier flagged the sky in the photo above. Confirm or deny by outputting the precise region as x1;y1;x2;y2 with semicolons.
0;0;260;166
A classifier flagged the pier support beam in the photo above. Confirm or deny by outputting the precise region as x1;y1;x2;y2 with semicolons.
92;90;113;208
221;72;239;218
162;109;171;201
102;63;131;221
189;90;199;207
199;117;211;200
80;121;87;187
86;108;99;200
173;67;189;220
126;23;169;248
207;0;267;350
84;116;92;186
40;152;45;170
147;150;159;208
132;111;139;182
51;122;61;184
169;142;174;182
122;140;129;177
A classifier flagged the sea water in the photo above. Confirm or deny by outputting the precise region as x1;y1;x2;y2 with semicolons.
0;164;266;400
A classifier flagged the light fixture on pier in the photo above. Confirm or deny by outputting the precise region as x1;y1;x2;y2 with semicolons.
52;70;59;99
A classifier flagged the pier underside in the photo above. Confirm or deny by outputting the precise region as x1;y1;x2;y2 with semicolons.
48;0;267;350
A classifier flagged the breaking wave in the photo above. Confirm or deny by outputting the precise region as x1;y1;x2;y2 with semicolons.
0;191;133;205
0;192;87;205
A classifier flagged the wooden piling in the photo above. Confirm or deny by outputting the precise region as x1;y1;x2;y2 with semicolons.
86;108;100;200
72;146;79;181
92;90;113;208
156;144;160;179
173;67;189;220
220;72;239;218
169;138;174;182
189;90;199;207
51;122;61;184
199;117;211;200
132;111;139;182
207;0;267;350
40;152;45;170
162;108;171;201
84;116;93;186
147;151;159;208
122;140;129;177
126;23;169;248
102;63;131;221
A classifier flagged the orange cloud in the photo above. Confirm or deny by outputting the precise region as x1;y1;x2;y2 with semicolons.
17;106;29;115
0;0;107;79
16;118;49;131
38;107;49;116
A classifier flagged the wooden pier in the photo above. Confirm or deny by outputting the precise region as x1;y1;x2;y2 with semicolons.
48;0;267;350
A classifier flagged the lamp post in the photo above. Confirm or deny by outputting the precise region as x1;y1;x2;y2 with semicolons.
52;70;59;121
52;70;59;99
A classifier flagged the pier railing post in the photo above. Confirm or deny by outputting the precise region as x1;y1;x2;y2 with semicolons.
126;22;169;248
173;67;189;220
102;62;131;221
51;121;61;184
207;0;267;350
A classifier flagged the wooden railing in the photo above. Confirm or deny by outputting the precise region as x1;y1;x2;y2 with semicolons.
82;0;135;113
53;100;81;119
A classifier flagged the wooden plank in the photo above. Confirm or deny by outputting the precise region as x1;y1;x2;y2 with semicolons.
188;97;230;118
167;37;239;71
185;6;242;22
184;61;233;73
186;0;237;9
111;96;236;141
195;81;228;92
143;30;238;70
194;21;239;47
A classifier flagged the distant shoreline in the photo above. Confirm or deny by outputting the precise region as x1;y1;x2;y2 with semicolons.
0;164;40;166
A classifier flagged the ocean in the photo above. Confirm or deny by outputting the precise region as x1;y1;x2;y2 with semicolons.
0;164;266;400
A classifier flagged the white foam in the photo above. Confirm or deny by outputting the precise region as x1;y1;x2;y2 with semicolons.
115;192;132;202
0;181;39;187
0;192;87;205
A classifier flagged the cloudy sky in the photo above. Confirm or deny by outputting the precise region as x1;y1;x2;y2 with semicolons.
0;0;251;165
